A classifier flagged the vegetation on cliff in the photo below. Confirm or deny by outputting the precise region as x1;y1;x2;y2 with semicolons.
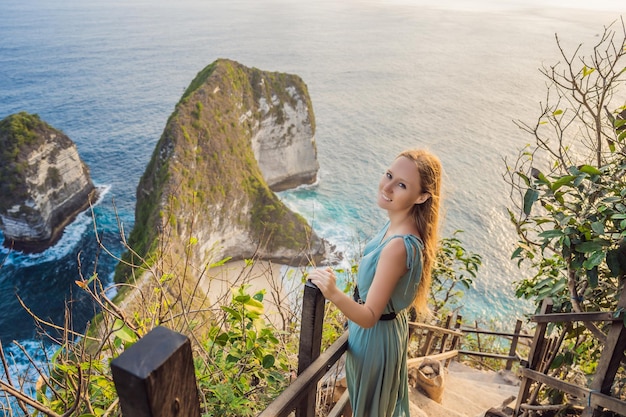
0;112;71;213
0;111;95;251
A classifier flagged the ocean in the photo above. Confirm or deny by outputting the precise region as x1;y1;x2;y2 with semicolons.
0;0;624;399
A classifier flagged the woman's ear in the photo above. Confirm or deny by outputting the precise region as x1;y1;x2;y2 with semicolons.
414;193;431;205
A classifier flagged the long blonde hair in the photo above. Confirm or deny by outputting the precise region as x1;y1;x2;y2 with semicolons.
398;149;442;315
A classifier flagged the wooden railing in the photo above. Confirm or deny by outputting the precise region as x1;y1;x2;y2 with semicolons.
110;281;466;417
458;318;533;370
108;278;626;417
513;290;626;417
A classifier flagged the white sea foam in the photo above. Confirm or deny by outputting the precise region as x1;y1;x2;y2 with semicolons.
0;339;58;411
0;185;110;268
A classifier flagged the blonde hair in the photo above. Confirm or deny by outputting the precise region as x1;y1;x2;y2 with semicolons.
398;149;442;315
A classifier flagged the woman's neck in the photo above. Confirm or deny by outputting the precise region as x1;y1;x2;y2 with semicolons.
385;211;417;237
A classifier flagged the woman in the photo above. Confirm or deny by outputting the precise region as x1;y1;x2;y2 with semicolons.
308;149;442;417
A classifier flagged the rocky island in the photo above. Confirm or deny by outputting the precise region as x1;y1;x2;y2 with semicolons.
0;112;96;252
116;59;328;283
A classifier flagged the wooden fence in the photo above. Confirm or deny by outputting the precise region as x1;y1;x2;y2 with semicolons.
458;318;532;371
110;281;466;417
109;280;626;417
513;290;626;417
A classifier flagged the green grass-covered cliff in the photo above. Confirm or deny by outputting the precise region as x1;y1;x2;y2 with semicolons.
115;59;327;283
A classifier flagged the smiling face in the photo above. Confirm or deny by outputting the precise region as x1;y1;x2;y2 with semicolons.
377;155;430;212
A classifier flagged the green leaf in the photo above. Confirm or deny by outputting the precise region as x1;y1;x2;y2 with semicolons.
552;280;567;294
551;175;576;191
579;165;602;176
590;221;605;235
582;66;596;77
511;246;523;259
253;291;265;302
262;354;275;369
587;267;599;288
576;240;608;253
538;229;564;239
516;171;531;187
523;188;539;215
583;251;605;269
609;140;616;152
215;332;229;346
234;294;251;303
113;320;137;344
210;256;232;267
551;354;564;369
536;171;551;186
226;353;240;363
606;249;624;277
244;298;264;315
222;306;242;321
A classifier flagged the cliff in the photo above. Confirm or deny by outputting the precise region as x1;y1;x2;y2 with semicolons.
116;59;327;283
0;112;96;252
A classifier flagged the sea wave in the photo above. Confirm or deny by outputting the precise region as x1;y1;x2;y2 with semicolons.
0;185;111;268
0;339;59;412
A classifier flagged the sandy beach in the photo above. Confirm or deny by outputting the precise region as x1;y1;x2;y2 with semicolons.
199;259;304;327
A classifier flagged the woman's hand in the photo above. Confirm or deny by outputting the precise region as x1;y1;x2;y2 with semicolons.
307;267;339;301
308;266;379;328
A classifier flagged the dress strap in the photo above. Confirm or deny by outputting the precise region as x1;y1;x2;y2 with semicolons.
383;234;424;296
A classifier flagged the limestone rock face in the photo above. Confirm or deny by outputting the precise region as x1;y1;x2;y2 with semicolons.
117;59;327;282
250;84;319;191
0;112;96;252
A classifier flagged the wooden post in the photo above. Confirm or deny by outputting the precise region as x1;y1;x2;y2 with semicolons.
420;330;435;356
506;320;523;371
445;314;463;367
513;298;553;416
474;321;484;367
585;289;626;417
438;314;453;354
111;326;201;417
296;281;325;417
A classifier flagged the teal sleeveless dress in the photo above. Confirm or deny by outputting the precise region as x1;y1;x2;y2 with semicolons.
346;222;424;417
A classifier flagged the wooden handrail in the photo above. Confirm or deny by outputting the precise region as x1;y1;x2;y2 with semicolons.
531;311;623;323
459;327;533;339
409;321;464;337
520;369;626;416
514;292;626;417
407;349;458;367
458;350;518;361
257;332;349;417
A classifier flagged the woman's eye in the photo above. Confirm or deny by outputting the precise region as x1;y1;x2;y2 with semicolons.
386;172;392;179
398;183;406;189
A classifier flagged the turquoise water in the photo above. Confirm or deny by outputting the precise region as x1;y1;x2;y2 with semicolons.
0;0;623;383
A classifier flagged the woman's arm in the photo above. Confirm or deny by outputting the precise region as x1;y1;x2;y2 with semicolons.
308;237;408;328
